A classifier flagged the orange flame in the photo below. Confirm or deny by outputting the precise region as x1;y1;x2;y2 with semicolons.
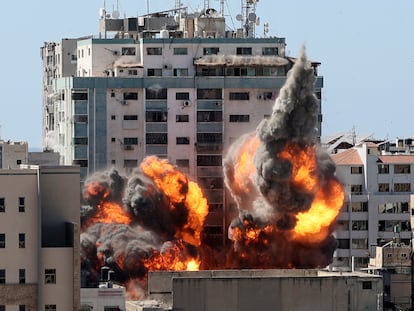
84;201;132;228
292;178;344;243
140;156;208;246
279;143;318;192
83;181;110;202
144;241;200;271
233;135;261;193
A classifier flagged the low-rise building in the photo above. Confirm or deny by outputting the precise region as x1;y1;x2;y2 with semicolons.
0;165;80;310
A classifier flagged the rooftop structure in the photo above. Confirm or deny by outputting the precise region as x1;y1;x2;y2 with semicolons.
146;269;382;311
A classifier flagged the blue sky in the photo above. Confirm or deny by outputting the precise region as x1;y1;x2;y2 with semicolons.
1;1;413;148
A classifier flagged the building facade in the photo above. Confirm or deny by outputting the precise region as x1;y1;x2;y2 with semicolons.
0;166;80;311
331;142;414;271
40;3;323;246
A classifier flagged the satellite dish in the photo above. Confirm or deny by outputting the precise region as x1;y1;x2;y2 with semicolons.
236;14;243;21
112;10;120;19
248;13;256;22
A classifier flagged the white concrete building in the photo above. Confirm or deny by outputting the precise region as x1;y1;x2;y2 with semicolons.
331;142;413;271
0;165;80;310
40;2;323;246
81;283;125;311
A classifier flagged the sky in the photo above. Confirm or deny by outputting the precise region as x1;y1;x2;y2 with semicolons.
0;0;413;148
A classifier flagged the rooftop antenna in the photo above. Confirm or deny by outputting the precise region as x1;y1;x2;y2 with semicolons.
204;0;210;11
240;0;259;37
147;0;149;14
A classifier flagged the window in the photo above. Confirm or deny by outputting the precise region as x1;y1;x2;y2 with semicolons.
262;47;278;55
19;305;26;311
229;115;250;122
362;281;372;290
197;155;222;166
352;220;368;231
147;68;162;76
378;183;389;192
147;47;162;55
197;88;222;99
351;238;368;249
73;115;88;123
111;138;116;142
0;198;4;213
121;47;136;55
146;88;167;99
176;137;190;145
128;69;138;76
337;239;350;249
146;111;167;122
104;307;122;311
174;47;188;55
19;233;25;248
176;114;189;122
71;92;88;100
394;183;411;192
124;160;138;168
176;92;190;100
73;160;88;167
350;166;363;174
17;159;22;165
378;164;389;174
146;133;168;144
0;234;5;248
378;202;409;214
123;92;138;100
176;159;189;168
45;305;57;311
111;115;116;120
45;269;56;284
19;269;25;284
350;185;363;194
335;220;349;231
394;164;410;174
124;115;138;120
0;269;5;284
226;67;256;76
203;47;219;55
173;68;188;76
197;111;222;122
73;137;88;145
123;137;138;145
351;201;368;212
236;47;252;55
229;92;249;100
197;133;222;143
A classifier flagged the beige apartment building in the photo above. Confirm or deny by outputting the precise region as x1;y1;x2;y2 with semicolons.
0;165;80;311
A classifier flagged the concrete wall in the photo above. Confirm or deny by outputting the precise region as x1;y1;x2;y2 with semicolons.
172;275;382;311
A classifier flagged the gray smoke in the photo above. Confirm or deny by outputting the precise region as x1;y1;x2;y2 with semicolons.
223;48;342;268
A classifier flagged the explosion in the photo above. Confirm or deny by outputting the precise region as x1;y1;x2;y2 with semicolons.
80;48;344;298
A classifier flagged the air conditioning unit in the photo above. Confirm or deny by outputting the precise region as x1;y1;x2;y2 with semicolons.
182;100;191;107
164;64;172;69
121;100;128;105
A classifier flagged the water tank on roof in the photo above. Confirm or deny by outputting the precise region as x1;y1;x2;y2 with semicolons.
160;29;169;38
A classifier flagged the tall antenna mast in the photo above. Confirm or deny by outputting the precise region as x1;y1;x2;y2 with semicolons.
204;0;210;10
240;0;259;37
220;0;224;16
